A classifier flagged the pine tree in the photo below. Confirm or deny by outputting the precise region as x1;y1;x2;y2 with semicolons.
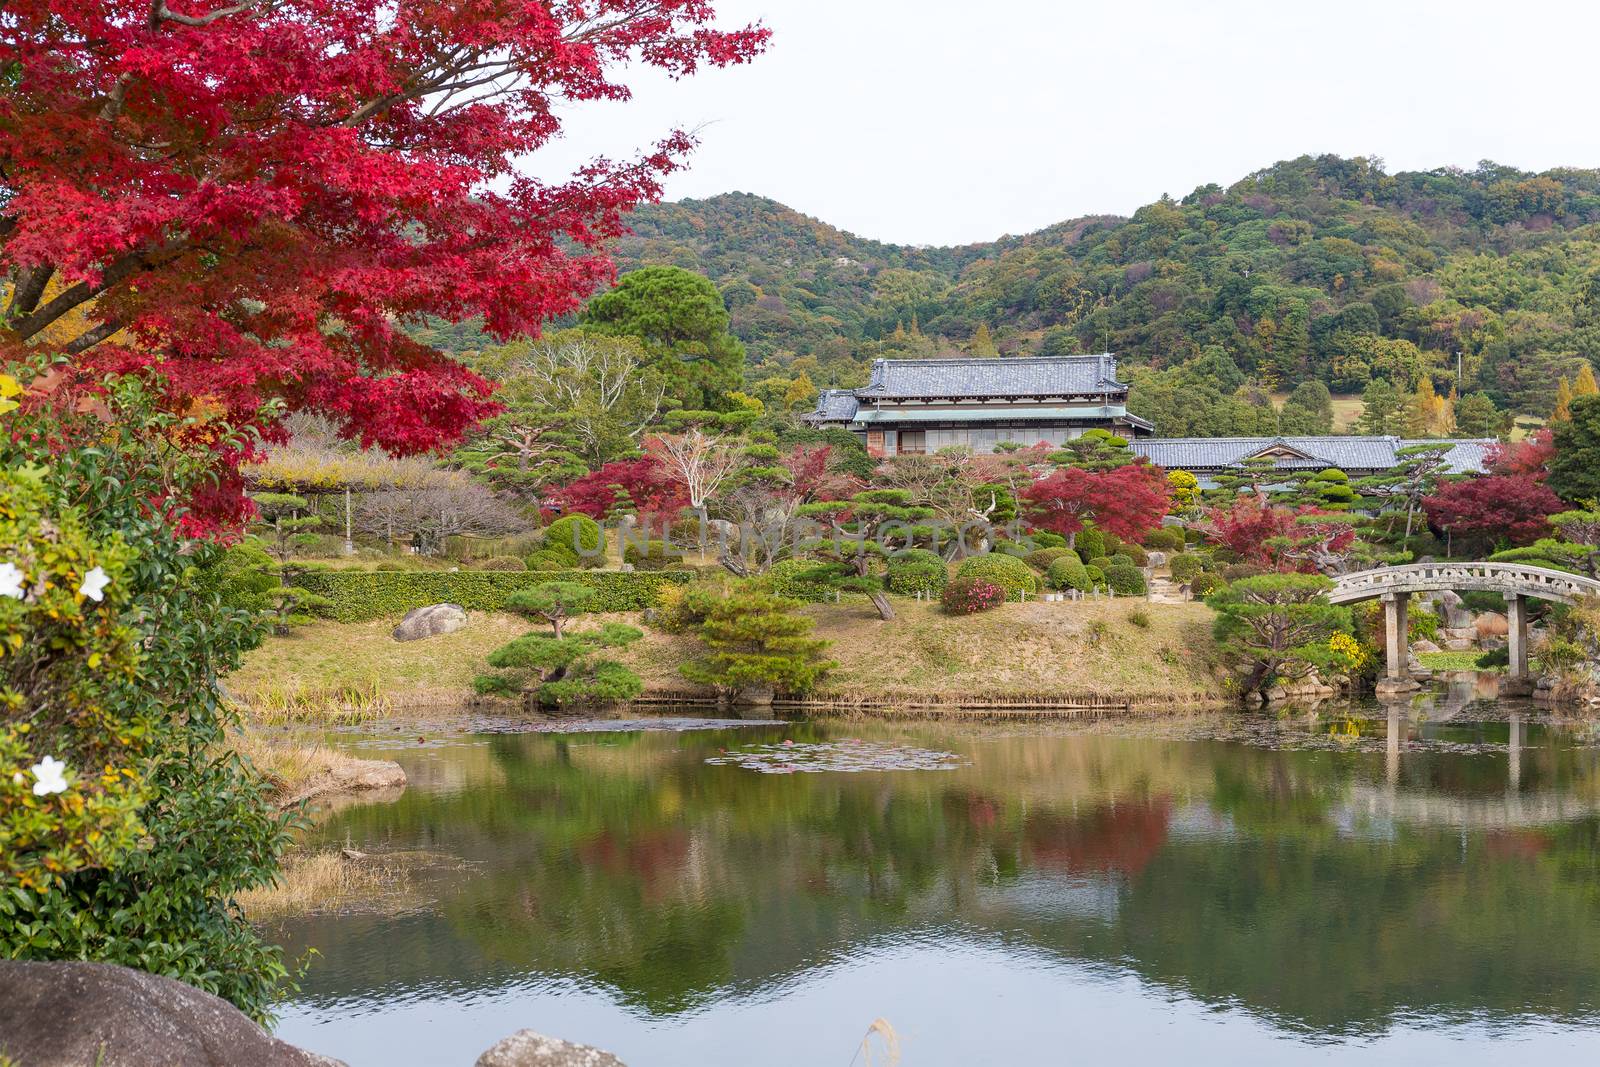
1358;379;1403;435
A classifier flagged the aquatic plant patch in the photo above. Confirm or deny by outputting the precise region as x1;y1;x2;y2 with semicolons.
705;738;967;773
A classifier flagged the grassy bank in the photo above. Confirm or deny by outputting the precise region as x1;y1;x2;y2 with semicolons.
231;598;1224;713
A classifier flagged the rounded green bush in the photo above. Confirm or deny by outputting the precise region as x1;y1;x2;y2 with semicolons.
1168;552;1206;584
542;514;602;565
887;559;947;596
1088;556;1114;571
1075;527;1106;561
1084;564;1106;589
954;552;1037;599
1105;562;1147;596
1024;546;1076;572
1221;562;1264;582
994;539;1031;559
526;550;573;572
1143;528;1184;552
1118;544;1148;567
1109;552;1135;568
1046;554;1092;592
767;557;835;601
889;547;946;568
1188;571;1223;597
623;539;686;572
1029;530;1068;549
478;555;527;571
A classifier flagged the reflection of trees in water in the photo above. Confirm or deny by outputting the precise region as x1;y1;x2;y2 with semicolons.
279;722;1600;1031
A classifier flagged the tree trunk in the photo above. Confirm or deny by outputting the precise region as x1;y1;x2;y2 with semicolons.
868;589;896;621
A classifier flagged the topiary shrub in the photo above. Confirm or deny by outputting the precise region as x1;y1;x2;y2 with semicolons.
994;539;1031;559
1084;564;1106;589
887;559;947;597
478;555;527;571
1046;554;1092;592
1109;552;1135;568
1169;552;1206;584
1024;546;1076;572
888;548;946;568
941;576;1006;615
1105;562;1147;596
954;553;1037;599
1118;544;1148;567
1029;530;1068;549
1188;571;1224;597
527;550;574;571
1088;556;1114;572
541;514;603;568
623;539;686;572
295;569;689;621
1143;528;1184;552
1075;527;1107;561
763;557;839;602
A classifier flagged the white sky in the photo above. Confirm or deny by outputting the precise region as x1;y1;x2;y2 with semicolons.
531;0;1600;247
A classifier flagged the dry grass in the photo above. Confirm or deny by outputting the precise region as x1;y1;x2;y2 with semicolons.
620;598;1223;704
237;848;451;921
229;730;400;807
231;599;1224;711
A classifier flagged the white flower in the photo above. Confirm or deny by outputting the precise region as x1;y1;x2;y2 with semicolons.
78;566;110;602
10;771;22;786
0;562;23;599
30;756;69;797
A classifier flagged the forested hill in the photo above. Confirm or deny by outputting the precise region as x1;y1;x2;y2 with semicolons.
612;156;1600;424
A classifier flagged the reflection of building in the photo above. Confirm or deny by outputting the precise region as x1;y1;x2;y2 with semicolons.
806;354;1154;457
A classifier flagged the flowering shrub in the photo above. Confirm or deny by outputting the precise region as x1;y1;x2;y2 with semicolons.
0;369;290;1022
941;577;1007;615
954;553;1037;599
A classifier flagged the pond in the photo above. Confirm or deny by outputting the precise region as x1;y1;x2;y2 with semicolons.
267;688;1600;1065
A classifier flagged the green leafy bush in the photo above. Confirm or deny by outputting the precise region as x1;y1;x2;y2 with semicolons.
1088;555;1114;571
888;548;946;568
1168;552;1206;584
540;514;603;568
941;576;1006;615
1104;562;1147;596
1222;562;1265;582
1206;573;1354;696
765;557;839;602
296;569;688;622
955;553;1037;599
1143;528;1184;552
527;549;575;571
1024;547;1076;572
886;560;947;596
1117;544;1148;567
1084;564;1106;589
478;555;527;571
1;375;290;1022
1188;571;1224;597
622;539;686;571
1046;554;1092;592
1028;530;1068;549
1074;527;1106;561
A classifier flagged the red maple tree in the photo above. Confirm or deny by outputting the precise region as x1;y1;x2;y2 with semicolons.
1021;460;1170;545
1422;473;1562;553
1486;429;1554;480
1;1;767;522
1199;497;1358;573
551;456;689;524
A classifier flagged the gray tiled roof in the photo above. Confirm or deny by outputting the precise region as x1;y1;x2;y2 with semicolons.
1129;436;1494;474
859;355;1125;399
808;389;860;422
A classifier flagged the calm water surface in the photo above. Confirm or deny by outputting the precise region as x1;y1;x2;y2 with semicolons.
269;688;1600;1065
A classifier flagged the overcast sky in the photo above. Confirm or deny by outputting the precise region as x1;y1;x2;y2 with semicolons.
532;0;1600;247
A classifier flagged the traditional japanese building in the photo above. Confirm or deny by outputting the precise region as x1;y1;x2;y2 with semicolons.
804;354;1153;456
1129;436;1493;485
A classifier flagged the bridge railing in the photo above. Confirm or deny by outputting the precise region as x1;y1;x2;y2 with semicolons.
1329;562;1600;604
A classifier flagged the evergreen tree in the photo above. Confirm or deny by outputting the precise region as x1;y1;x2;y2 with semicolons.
1358;379;1403;435
1553;377;1574;422
969;323;999;357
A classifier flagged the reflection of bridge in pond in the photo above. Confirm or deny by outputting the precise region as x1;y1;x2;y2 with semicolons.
1330;563;1600;692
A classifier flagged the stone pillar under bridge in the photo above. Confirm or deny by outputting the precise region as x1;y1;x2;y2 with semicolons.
1503;592;1533;696
1376;590;1420;695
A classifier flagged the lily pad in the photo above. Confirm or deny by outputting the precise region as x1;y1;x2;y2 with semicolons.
705;738;967;774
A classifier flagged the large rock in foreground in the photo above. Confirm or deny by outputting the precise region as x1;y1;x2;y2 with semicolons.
0;961;345;1067
476;1030;627;1067
392;602;467;642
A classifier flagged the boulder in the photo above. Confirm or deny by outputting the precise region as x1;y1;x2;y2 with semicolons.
392;603;467;642
1444;637;1476;652
1474;612;1509;639
1412;638;1441;654
0;960;345;1067
476;1030;626;1067
1434;590;1473;629
1146;551;1168;568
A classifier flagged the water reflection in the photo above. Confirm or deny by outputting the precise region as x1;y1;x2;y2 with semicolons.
269;700;1600;1066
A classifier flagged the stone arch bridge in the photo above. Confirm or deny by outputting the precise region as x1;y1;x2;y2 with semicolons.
1329;563;1600;691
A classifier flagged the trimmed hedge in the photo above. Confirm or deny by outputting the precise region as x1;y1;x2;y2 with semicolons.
298;569;690;622
887;559;948;596
1169;552;1206;584
954;552;1037;599
1024;546;1076;572
1046;554;1092;592
1105;562;1147;596
766;558;837;601
1074;527;1106;561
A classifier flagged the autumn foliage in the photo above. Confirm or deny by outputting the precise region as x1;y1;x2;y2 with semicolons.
1021;460;1170;544
0;0;767;522
552;456;689;524
1422;474;1562;552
